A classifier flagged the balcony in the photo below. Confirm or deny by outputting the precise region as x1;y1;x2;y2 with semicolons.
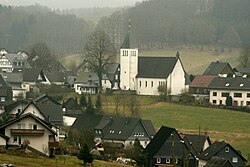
11;129;44;136
48;142;60;148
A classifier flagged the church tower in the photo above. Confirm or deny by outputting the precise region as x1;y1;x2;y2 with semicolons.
120;24;138;90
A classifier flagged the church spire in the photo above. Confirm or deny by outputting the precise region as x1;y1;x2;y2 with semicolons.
121;22;131;49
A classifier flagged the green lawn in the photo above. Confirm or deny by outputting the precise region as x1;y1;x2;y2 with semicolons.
0;154;129;167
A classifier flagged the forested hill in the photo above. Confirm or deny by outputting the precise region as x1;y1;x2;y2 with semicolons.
0;4;92;54
98;0;250;50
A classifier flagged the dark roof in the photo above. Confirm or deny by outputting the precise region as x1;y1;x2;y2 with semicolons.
143;126;175;157
183;134;211;156
136;57;178;78
104;63;119;81
96;115;141;141
205;157;233;167
0;74;7;86
71;113;103;132
0;134;10;140
37;104;63;124
190;75;216;88
233;67;250;75
120;28;137;49
0;113;56;135
0;72;23;83
141;119;156;137
4;100;28;113
203;61;233;75
199;141;247;162
75;72;99;83
43;70;66;83
23;68;45;82
33;94;61;106
63;98;81;110
208;77;250;90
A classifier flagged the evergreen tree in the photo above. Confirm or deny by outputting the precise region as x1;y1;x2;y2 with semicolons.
86;95;94;114
226;96;233;106
77;143;93;167
80;94;87;108
95;94;102;113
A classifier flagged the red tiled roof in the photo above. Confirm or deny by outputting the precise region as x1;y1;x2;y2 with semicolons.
190;75;216;88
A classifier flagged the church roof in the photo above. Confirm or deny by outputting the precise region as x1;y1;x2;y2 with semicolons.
136;57;178;78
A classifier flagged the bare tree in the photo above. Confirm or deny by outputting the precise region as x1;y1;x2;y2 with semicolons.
84;30;115;91
239;47;250;68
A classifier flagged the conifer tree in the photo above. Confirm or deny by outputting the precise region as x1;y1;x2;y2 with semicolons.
77;143;93;167
95;94;102;113
80;94;87;108
86;95;94;114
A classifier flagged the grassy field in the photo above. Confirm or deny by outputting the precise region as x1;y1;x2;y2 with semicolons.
60;49;240;75
0;154;129;167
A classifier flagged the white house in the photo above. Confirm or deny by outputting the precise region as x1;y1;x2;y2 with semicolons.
208;77;250;106
0;113;58;156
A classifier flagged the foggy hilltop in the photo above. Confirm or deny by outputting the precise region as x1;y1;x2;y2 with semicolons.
0;0;145;8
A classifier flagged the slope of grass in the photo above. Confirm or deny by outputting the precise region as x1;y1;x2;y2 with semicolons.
0;154;129;167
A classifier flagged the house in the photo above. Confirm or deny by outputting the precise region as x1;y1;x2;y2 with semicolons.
204;157;234;167
62;98;82;125
74;72;99;94
183;134;211;156
0;100;28;119
189;75;216;98
143;126;197;167
208;77;250;106
198;141;247;167
33;94;61;106
70;114;155;149
103;63;120;90
233;67;250;77
0;74;13;102
22;68;48;92
120;26;188;95
203;61;234;77
43;70;67;85
0;113;58;156
0;51;31;73
94;115;155;148
0;72;26;100
136;54;188;95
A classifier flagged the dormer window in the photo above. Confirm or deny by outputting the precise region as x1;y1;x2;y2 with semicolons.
157;158;161;163
225;146;229;152
240;83;244;87
225;83;230;87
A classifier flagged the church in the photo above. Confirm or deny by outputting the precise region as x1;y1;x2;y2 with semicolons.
119;26;189;96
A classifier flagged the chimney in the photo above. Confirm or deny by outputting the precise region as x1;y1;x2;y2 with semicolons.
109;117;113;125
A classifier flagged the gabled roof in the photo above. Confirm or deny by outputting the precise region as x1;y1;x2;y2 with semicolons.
208;77;250;90
43;70;66;83
33;94;61;106
71;113;103;132
205;157;233;167
0;113;56;135
75;72;99;83
141;119;156;137
96;115;141;141
203;61;234;75
183;134;211;156
63;98;81;110
190;75;216;88
104;63;120;81
4;100;28;114
36;104;63;124
0;72;23;83
136;57;178;78
233;67;250;75
142;126;176;157
0;74;8;87
23;68;46;82
199;141;247;162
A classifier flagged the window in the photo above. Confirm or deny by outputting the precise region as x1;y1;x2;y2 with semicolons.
13;136;17;143
212;100;216;104
157;158;161;163
33;125;37;130
166;158;170;164
145;81;147;87
222;92;229;97
232;157;238;163
247;93;250;98
220;100;222;105
247;101;250;105
139;81;141;87
151;81;153;87
0;97;5;102
115;75;118;80
234;93;242;98
213;92;217;96
225;146;229;152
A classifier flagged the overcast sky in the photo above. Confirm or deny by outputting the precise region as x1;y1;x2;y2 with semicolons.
0;0;146;9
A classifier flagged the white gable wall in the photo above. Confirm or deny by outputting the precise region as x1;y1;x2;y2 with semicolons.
21;104;45;120
169;59;186;95
5;116;54;156
120;49;138;90
102;79;112;90
0;136;6;146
